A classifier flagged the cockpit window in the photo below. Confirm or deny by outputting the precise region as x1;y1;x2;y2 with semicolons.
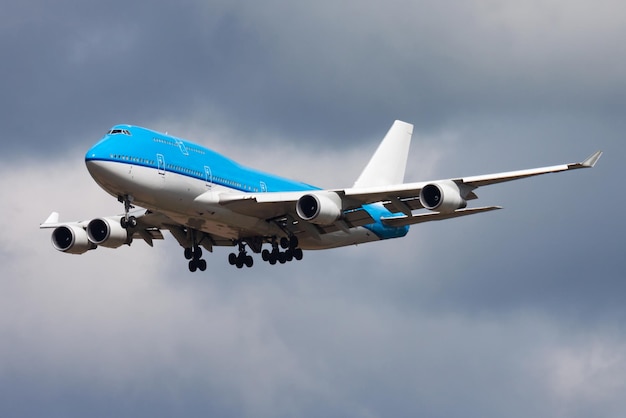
107;129;132;136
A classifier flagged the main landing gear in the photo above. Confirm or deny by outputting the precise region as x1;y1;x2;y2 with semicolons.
225;236;304;269
260;236;303;266
228;242;254;269
185;245;207;272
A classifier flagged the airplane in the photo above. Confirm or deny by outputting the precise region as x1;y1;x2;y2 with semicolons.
40;120;602;271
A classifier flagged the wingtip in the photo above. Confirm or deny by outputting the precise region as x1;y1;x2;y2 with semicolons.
39;211;60;229
42;211;59;225
583;150;603;168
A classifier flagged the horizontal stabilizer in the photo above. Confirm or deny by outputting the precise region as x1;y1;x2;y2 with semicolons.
381;206;502;227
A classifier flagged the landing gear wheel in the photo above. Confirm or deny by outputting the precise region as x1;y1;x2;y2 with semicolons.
285;249;293;262
188;260;198;272
294;248;303;260
228;253;237;265
198;259;207;271
289;236;299;249
280;237;290;249
261;249;270;261
184;247;193;260
244;255;254;268
120;215;137;228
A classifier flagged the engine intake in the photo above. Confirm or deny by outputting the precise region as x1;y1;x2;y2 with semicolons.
51;225;94;254
296;192;342;225
87;217;130;248
420;181;467;213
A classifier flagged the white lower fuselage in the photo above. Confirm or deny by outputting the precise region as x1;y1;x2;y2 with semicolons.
86;160;381;250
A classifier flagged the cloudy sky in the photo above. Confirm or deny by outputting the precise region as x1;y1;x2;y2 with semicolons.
1;0;625;416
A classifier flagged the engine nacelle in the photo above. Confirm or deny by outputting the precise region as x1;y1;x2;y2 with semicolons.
51;225;94;254
419;181;467;213
87;217;130;248
296;192;342;225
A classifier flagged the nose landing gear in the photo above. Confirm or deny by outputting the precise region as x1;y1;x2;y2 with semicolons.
118;195;138;228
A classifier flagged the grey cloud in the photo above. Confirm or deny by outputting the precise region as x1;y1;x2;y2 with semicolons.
1;1;625;417
3;1;625;156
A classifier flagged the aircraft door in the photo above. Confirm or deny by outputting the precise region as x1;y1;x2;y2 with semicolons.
204;166;212;189
157;154;165;175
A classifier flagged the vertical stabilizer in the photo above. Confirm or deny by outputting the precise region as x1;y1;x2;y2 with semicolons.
353;120;413;188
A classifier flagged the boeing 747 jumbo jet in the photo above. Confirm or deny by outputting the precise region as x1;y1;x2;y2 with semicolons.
40;121;602;271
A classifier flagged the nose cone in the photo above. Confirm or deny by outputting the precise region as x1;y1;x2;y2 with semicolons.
85;134;110;163
84;134;123;196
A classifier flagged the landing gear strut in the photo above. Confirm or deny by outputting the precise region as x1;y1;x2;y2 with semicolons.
118;194;137;229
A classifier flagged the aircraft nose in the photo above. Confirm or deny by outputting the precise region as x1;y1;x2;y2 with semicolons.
85;135;110;163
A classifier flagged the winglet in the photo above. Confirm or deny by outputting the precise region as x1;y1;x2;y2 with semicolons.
41;211;60;226
582;150;602;168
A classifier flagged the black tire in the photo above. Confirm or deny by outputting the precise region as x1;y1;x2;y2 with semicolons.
120;217;128;229
188;260;197;272
280;237;289;249
261;249;270;261
289;235;299;249
245;255;253;268
198;259;207;271
294;248;303;260
129;216;138;228
285;249;293;262
228;253;237;265
184;247;193;260
194;247;202;260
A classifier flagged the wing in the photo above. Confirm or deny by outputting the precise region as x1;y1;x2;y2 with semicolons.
342;150;603;209
196;150;602;231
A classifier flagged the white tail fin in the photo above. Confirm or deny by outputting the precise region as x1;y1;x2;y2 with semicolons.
353;120;413;188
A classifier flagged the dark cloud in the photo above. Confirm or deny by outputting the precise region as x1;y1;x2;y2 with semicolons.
4;1;624;155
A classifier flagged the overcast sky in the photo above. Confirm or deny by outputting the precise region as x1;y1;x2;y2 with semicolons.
1;1;625;417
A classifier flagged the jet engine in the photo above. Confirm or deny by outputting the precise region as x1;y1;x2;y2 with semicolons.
296;192;342;225
419;181;467;213
87;217;130;248
51;225;94;254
